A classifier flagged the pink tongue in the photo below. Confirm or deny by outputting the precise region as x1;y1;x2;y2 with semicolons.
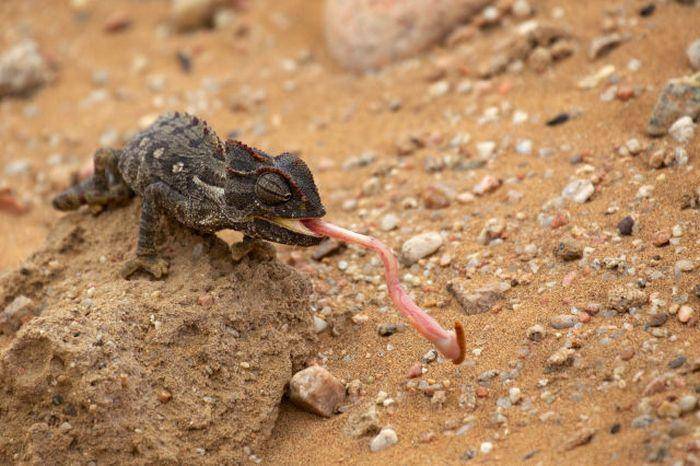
302;218;466;365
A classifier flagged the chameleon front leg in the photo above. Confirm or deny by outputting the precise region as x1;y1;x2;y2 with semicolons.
230;235;276;263
120;181;191;279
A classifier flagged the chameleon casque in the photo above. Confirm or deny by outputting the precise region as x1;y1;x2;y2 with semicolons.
53;111;326;278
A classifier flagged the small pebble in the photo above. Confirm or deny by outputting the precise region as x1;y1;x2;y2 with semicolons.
617;216;634;236
370;427;398;452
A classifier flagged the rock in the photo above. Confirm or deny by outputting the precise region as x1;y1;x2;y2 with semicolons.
677;305;695;323
562;428;596;451
380;213;399;231
643;375;670;396
607;287;647;312
668;419;691;438
668;355;687;369
422;185;452;209
446;280;508;315
473;175;501;196
370;427;398;452
377;323;404;336
103;11;132;33
0;295;35;335
652;229;671;247
313;315;329;333
626;138;643;155
588;33;625;60
617;216;635;236
171;0;230;32
646;73;700;136
476;141;496;159
545;347;575;372
631;414;655;428
527;324;547;341
0;203;315;465
657;401;681;418
528;46;553;72
476;218;507;245
400;232;443;265
288;366;346;418
549;314;577;329
668;115;696;143
344;404;380;438
688;38;700;70
312;238;347;261
554;237;583;261
324;0;490;72
0;40;53;98
674;260;695;278
679;395;698;414
647;312;668;327
562;179;595;203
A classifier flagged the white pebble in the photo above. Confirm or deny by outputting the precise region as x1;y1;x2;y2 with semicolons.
370;427;398;452
562;179;595;204
668;116;696;143
401;232;443;265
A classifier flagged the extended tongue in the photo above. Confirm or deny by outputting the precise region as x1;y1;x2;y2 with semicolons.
301;218;466;365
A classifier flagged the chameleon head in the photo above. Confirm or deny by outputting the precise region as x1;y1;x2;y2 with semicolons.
224;140;326;246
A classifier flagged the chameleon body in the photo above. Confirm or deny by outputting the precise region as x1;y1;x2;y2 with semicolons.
53;111;326;278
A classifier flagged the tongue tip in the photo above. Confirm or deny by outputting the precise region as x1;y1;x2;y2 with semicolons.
450;321;467;365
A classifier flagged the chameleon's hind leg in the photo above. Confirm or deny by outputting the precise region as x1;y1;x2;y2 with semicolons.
84;148;133;212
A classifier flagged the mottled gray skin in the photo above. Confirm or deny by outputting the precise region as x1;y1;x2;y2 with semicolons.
53;112;326;278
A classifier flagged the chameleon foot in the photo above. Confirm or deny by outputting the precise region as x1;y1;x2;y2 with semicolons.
230;237;276;263
120;255;169;279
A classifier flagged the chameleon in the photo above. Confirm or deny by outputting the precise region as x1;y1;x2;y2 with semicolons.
52;111;326;278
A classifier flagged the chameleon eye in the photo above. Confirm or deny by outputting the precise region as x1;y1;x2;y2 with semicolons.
255;172;291;205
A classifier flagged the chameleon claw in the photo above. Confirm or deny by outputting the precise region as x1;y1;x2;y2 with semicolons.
120;255;169;279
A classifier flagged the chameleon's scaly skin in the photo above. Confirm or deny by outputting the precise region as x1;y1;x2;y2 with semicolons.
53;112;326;278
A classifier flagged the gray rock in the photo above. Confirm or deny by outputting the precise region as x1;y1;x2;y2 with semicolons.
562;179;595;203
688;38;700;70
370;427;398;452
344;404;380;438
446;280;509;315
0;40;53;98
549;314;577;329
646;73;700;136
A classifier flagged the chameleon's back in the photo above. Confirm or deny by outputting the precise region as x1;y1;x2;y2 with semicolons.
118;112;225;195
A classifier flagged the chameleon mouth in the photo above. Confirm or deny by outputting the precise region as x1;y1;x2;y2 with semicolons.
265;217;324;237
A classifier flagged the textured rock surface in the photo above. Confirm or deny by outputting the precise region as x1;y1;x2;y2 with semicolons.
647;73;700;136
0;203;315;464
288;365;346;417
0;39;53;98
324;0;490;72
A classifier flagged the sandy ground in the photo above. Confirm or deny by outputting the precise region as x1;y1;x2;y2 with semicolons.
1;0;699;464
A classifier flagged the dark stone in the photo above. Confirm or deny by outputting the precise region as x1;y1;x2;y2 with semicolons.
639;4;656;16
668;355;687;369
610;423;621;434
546;112;570;126
617;216;634;236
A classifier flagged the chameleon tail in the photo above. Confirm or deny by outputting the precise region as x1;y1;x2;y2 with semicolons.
52;177;95;211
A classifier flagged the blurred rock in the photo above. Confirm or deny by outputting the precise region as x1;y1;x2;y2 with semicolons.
171;0;231;32
324;0;489;72
0;40;53;98
647;73;700;136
